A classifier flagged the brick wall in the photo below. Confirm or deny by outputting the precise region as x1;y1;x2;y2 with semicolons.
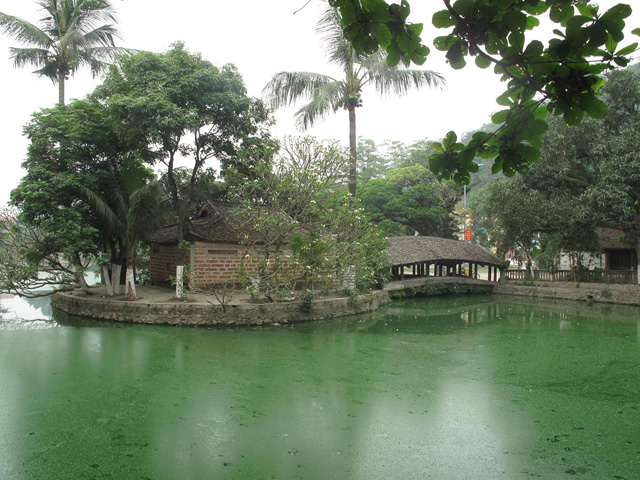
149;244;180;285
150;241;289;288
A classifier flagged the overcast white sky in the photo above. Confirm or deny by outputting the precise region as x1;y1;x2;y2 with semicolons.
1;0;638;206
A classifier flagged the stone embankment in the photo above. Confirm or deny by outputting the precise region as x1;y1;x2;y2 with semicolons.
494;281;640;306
52;286;389;326
51;279;640;326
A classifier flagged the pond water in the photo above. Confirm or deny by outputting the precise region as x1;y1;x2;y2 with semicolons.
1;294;639;479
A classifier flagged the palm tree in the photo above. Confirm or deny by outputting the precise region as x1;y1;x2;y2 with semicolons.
263;6;445;196
79;175;166;301
0;0;125;105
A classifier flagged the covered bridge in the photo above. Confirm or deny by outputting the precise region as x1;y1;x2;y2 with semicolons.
388;236;504;282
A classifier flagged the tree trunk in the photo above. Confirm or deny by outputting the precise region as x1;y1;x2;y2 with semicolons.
176;265;184;298
102;265;114;296
58;71;65;105
125;247;137;301
112;263;122;295
636;241;640;285
348;105;357;197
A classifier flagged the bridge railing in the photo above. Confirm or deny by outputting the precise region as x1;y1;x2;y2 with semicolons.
504;269;637;284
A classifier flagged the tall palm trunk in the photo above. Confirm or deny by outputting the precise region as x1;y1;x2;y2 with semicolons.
348;105;357;196
58;70;65;105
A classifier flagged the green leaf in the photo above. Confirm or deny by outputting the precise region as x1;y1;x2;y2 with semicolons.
576;3;597;19
605;33;618;54
600;4;632;23
588;22;609;47
432;10;456;29
529;119;549;136
373;24;392;48
524;40;544;57
550;3;574;24
523;3;548;15
520;145;540;163
613;56;629;67
633;28;640;37
581;94;607;119
491;155;504;175
443;131;457;150
563;107;584;126
503;11;528;32
509;31;525;52
475;55;491;69
433;35;456;51
446;41;466;69
491;109;510;124
526;16;540;30
397;29;420;53
616;42;638;56
452;0;473;17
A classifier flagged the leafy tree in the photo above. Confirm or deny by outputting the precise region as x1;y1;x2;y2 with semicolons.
78;175;166;300
329;1;638;183
5;98;152;296
583;68;640;282
95;43;272;277
0;0;127;104
469;68;640;273
230;136;390;301
357;138;390;183
263;6;444;196
359;164;458;237
0;207;82;297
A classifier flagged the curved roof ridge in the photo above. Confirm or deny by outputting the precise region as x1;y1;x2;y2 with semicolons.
387;236;501;267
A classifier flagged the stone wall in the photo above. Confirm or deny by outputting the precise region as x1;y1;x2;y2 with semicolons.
493;282;640;306
52;290;390;326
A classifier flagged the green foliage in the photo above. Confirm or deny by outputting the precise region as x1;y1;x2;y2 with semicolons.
298;290;315;313
95;43;272;261
263;6;444;195
231;136;391;302
330;1;638;182
359;164;458;237
0;0;127;104
469;68;640;273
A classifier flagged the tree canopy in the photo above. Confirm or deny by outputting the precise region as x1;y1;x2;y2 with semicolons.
95;42;273;265
329;0;639;183
0;0;127;104
263;6;444;196
468;67;640;279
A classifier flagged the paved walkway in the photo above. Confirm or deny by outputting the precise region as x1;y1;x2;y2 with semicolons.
69;284;253;305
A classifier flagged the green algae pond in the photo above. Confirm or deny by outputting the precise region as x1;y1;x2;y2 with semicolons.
1;294;639;480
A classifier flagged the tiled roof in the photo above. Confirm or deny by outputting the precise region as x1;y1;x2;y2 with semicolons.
598;228;631;250
148;200;270;245
387;236;502;267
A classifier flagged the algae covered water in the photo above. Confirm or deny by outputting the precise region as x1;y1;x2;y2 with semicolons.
1;294;639;479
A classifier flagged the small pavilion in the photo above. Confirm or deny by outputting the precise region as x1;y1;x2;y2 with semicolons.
387;236;503;282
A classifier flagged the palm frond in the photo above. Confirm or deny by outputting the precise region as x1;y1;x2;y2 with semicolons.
0;13;52;48
363;52;446;96
76;184;125;237
9;46;51;68
127;181;167;243
294;81;346;130
80;24;121;47
262;71;338;110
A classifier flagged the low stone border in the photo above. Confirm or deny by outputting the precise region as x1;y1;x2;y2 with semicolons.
51;290;390;326
493;282;640;306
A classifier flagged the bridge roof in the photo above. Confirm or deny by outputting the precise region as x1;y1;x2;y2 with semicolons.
388;236;502;267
